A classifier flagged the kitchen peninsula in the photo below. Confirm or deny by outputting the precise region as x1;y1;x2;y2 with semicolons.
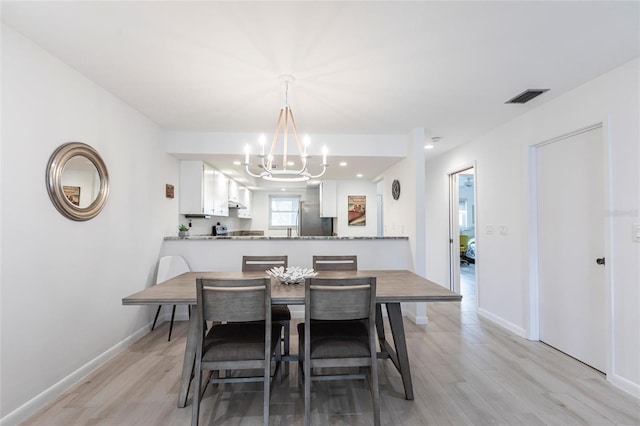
160;235;412;272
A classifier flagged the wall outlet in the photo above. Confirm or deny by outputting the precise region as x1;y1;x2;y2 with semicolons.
486;224;494;235
499;224;509;235
633;224;640;242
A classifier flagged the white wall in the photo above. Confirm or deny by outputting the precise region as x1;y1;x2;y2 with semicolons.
424;59;640;396
0;25;178;422
333;180;378;237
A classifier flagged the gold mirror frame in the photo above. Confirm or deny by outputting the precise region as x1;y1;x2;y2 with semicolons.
46;142;110;221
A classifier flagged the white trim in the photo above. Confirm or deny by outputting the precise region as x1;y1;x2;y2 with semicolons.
477;308;527;338
527;146;540;340
609;373;640;399
406;309;428;325
0;324;150;426
447;162;477;307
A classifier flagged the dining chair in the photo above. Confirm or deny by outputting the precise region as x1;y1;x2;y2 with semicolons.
459;234;470;266
151;255;190;341
298;276;380;426
242;255;292;376
312;255;358;271
192;277;281;426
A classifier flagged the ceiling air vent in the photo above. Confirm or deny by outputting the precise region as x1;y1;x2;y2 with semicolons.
505;89;549;104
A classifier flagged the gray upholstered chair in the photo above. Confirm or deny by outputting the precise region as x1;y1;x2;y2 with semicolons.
298;276;380;426
192;277;281;426
312;255;358;271
242;255;292;376
151;255;190;341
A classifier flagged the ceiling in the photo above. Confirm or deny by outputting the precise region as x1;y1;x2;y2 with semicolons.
2;1;638;188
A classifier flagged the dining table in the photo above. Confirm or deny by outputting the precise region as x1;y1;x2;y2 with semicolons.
122;269;462;408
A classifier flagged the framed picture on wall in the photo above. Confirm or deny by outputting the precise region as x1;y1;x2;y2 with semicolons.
348;195;366;226
63;185;80;206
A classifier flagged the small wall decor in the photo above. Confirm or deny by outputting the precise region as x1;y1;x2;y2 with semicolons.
166;184;175;199
348;195;366;226
392;179;401;200
46;142;109;221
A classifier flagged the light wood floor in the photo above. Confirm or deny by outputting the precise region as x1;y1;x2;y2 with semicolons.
24;300;639;425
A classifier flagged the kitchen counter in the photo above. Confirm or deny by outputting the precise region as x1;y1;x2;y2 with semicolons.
165;235;408;241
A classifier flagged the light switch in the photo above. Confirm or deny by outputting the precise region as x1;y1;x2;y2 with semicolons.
486;224;494;235
499;224;509;235
633;224;640;242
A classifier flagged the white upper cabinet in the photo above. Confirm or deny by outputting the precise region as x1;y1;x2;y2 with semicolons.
228;178;240;204
179;160;215;216
319;180;337;217
237;186;252;219
213;170;229;217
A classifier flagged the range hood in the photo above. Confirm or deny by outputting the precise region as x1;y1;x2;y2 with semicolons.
184;213;212;219
228;200;247;209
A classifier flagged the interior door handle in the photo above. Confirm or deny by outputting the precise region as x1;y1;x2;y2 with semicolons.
596;257;606;265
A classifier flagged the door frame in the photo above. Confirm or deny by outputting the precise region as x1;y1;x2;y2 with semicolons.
448;163;477;296
527;122;612;377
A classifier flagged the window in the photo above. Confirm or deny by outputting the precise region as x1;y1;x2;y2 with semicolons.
269;195;300;229
459;199;468;228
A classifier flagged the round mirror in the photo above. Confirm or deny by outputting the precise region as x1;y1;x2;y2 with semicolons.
46;142;109;221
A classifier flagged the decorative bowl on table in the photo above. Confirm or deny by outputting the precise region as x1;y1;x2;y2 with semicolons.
266;266;317;285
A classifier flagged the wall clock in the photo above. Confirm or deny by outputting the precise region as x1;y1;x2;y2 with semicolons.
392;179;401;200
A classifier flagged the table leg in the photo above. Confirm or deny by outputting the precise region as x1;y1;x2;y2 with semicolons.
177;308;198;408
375;304;386;353
384;302;414;400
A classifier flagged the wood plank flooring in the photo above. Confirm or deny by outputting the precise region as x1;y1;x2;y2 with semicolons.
23;300;639;425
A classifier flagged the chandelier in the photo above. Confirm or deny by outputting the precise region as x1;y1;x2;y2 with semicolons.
244;75;327;182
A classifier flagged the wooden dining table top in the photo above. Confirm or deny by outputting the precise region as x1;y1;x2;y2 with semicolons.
122;270;461;306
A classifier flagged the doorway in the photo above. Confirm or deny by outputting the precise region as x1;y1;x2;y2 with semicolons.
535;124;607;372
449;167;476;311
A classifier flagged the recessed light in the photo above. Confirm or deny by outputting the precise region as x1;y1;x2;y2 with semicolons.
233;160;241;165
356;173;363;178
339;161;347;166
281;188;286;191
287;161;295;166
424;144;434;149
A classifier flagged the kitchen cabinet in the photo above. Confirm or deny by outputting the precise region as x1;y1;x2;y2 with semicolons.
237;186;252;219
228;179;240;204
213;170;229;216
179;160;215;216
319;180;337;217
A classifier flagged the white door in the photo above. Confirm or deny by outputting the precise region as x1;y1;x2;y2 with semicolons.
537;126;606;372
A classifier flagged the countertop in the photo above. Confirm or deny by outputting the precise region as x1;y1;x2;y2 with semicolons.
164;235;408;241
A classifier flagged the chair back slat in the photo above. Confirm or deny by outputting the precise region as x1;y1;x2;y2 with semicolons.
242;255;288;272
197;278;269;323
312;255;357;271
306;277;375;321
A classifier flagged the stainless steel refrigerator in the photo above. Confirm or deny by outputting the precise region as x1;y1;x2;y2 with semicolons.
298;201;333;236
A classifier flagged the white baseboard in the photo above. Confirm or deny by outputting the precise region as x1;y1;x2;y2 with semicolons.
477;307;527;338
0;324;150;426
406;310;428;325
609;372;640;399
